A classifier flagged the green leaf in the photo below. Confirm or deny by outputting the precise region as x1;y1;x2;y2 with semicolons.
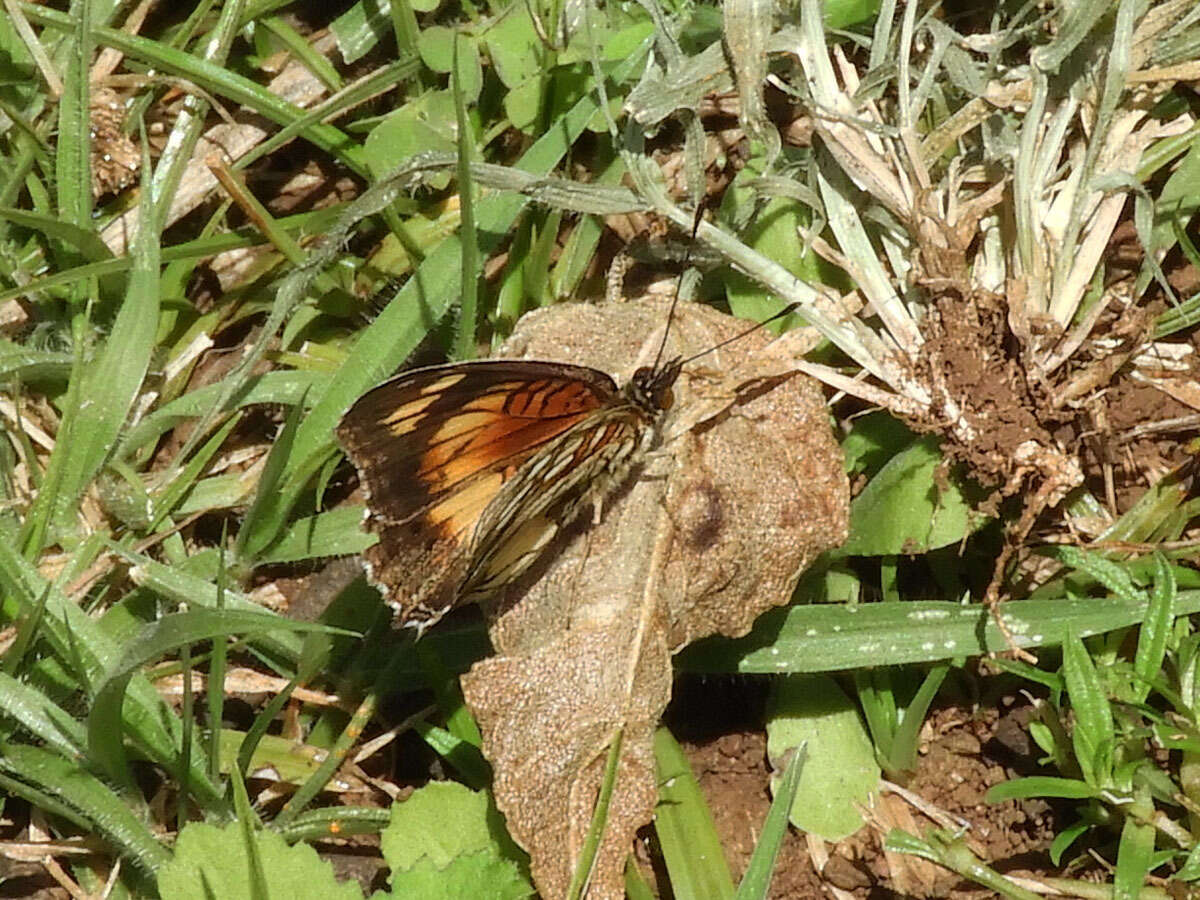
677;592;1200;674
412;722;490;789
24;6;370;177
111;549;304;660
766;675;879;840
255;506;375;564
88;609;344;786
1175;840;1200;880
55;0;93;234
654;727;736;900
483;6;544;89
735;743;804;900
1151;134;1200;257
380;782;531;898
0;743;170;875
0;343;72;383
22;164;160;553
0;207;111;261
824;0;882;28
1046;546;1142;605
157;821;362;899
840;411;916;479
116;370;324;460
1061;631;1114;788
984;776;1099;802
1132;553;1175;703
363;91;457;186
842;436;987;555
722;191;819;329
0;671;86;757
331;0;392;64
418;29;482;101
1113;791;1155;900
886;665;949;776
1048;820;1091;866
236;384;308;560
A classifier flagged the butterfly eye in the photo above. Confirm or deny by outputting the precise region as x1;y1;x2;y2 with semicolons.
658;386;675;410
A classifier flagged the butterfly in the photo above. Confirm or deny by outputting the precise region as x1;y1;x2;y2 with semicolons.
336;353;684;631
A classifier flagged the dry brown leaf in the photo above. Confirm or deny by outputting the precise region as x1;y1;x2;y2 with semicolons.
459;298;849;899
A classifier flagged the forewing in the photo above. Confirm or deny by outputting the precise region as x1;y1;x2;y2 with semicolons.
336;360;618;623
461;410;647;602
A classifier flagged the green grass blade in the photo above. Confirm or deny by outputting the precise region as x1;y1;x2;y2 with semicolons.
1113;789;1155;900
0;344;72;382
654;727;735;900
115;370;323;460
0;670;86;756
568;728;624;900
452;31;479;361
236;385;307;560
54;0;92;235
272;691;378;829
1132;552;1175;704
677;592;1200;674
985;776;1099;802
734;746;803;900
21;152;160;554
1061;629;1114;788
87;608;347;787
887;664;948;775
254;505;375;564
21;3;372;176
0;207;111;260
0;743;171;874
110;548;311;659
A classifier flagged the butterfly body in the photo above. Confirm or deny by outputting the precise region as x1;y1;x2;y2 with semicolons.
337;357;683;629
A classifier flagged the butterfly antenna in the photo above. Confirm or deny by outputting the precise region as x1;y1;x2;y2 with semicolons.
650;203;706;371
680;302;801;366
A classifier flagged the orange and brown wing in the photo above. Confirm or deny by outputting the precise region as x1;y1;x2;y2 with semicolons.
336;360;618;624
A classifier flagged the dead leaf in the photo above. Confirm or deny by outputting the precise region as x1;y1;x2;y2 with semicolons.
460;298;849;898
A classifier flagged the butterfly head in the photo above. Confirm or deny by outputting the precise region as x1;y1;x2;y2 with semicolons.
628;357;683;414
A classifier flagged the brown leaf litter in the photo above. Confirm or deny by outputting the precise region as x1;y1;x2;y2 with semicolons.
458;296;849;899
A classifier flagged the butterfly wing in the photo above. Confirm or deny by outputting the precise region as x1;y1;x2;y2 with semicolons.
458;403;651;603
337;360;623;625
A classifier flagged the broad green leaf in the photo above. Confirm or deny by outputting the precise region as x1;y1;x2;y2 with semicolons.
157;821;361;899
380;782;531;898
840;411;916;478
483;6;544;89
766;675;878;840
842;436;988;555
824;0;882;28
364;91;457;185
418;29;482;101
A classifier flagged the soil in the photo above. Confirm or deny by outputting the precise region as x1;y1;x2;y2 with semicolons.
649;678;1063;899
